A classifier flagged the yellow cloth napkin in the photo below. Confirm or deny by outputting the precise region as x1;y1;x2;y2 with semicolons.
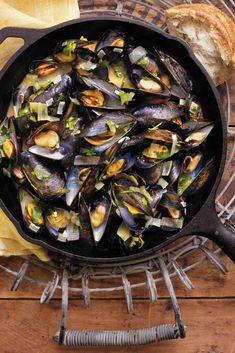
0;0;80;261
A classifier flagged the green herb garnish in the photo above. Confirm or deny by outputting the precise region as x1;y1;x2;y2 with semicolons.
66;117;79;131
98;59;109;68
70;97;80;106
106;120;119;133
119;91;135;105
59;188;70;194
63;40;77;56
31;206;43;225
80;147;96;156
137;55;149;66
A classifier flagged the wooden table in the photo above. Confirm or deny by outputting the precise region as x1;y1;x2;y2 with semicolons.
0;2;234;351
0;247;235;352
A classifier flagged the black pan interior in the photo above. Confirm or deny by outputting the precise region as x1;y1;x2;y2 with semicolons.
0;18;225;262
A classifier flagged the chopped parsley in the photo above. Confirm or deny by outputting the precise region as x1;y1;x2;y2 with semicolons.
66;117;79;131
137;55;149;66
63;40;77;56
119;91;135;105
80;147;96;156
106;120;119;133
70;97;80;106
31;206;43;225
98;59;109;68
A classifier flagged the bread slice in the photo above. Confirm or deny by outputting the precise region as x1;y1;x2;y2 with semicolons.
165;4;235;86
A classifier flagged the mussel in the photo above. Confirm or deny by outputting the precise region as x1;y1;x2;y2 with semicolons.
18;188;44;233
20;151;66;200
45;207;80;242
128;65;170;97
96;28;126;52
65;166;91;206
26;121;78;161
184;123;214;149
53;39;77;63
79;112;135;153
29;60;59;77
177;150;204;196
88;190;112;243
0;117;18;160
159;190;185;219
101;149;135;179
156;50;192;96
108;59;134;89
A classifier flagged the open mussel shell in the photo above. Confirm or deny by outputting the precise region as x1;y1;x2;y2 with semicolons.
132;101;184;127
28;140;74;161
128;65;170;97
156;50;192;97
96;28;126;52
53;39;77;63
0;117;19;161
29;60;58;77
26;121;69;146
133;129;182;168
159;190;185;219
111;180;153;232
79;112;135;154
79;88;124;110
184;123;214;149
101;149;136;180
88;190;112;244
20;151;66;200
112;187;146;232
26;121;78;161
45;207;80;242
18;188;44;233
177;150;204;196
81;77;121;100
65;166;91;207
108;59;134;89
182;157;215;198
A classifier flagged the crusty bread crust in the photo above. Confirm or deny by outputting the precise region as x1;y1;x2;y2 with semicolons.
165;3;235;85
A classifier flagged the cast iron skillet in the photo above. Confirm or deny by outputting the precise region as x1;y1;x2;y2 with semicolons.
0;17;235;265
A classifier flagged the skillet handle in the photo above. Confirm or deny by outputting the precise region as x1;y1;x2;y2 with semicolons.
197;207;235;262
0;26;47;46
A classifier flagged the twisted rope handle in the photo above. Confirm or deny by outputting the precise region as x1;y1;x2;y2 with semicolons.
54;324;180;346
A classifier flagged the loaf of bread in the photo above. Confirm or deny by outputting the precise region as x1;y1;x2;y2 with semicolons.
165;4;235;86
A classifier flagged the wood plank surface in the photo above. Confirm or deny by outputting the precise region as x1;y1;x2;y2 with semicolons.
0;299;235;353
